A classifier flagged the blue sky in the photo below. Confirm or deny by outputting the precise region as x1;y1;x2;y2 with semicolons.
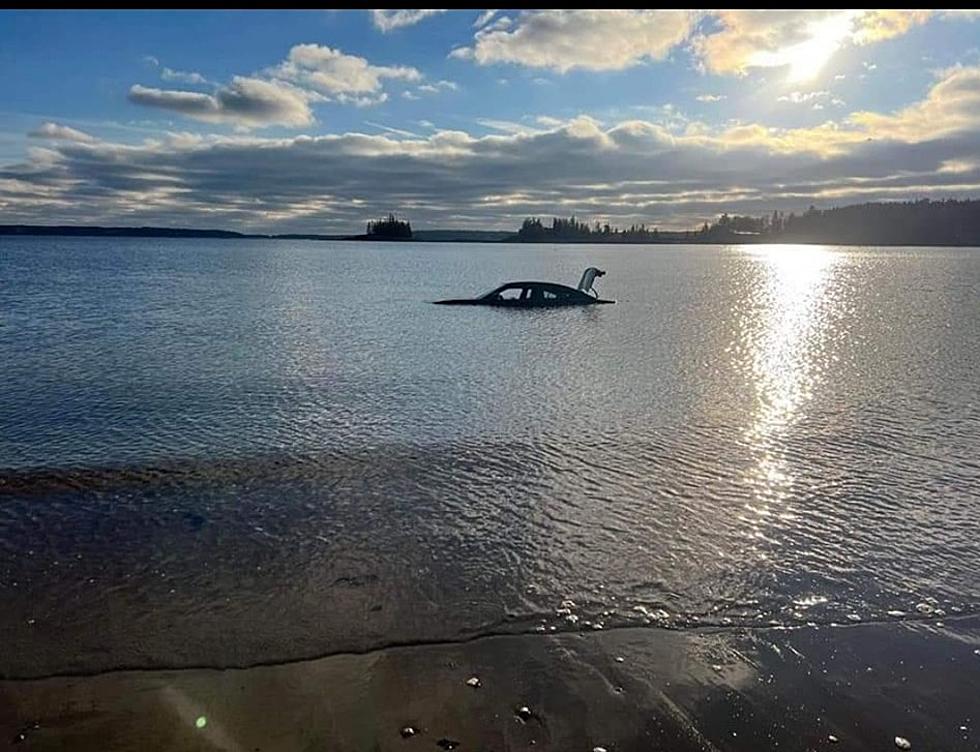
2;10;979;232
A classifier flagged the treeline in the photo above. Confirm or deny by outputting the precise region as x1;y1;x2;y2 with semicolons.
514;216;667;243
699;199;980;245
511;199;980;245
366;213;413;239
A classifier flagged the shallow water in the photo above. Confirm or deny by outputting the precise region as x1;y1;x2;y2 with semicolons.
1;237;979;677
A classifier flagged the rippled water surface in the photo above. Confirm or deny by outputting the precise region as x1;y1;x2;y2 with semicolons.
1;237;979;677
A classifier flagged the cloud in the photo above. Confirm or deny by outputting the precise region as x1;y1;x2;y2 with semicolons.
8;66;980;232
272;44;421;106
777;90;829;104
371;10;445;33
696;94;726;102
28;122;97;143
692;11;931;80
161;67;209;85
849;64;980;141
128;78;315;128
851;11;930;44
693;11;847;77
364;121;419;138
473;10;498;28
417;80;458;95
129;44;424;126
451;10;696;72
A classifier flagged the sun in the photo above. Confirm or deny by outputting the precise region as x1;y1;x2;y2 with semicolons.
752;11;860;83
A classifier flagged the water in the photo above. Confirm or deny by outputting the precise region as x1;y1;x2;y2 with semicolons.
1;237;979;678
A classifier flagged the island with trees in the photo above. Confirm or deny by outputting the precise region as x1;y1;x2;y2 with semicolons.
364;213;413;240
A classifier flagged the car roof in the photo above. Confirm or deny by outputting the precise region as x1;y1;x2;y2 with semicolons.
495;281;583;292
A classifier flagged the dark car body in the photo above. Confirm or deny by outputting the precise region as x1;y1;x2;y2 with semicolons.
434;281;614;307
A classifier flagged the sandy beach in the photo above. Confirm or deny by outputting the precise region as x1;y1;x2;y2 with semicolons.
3;616;977;751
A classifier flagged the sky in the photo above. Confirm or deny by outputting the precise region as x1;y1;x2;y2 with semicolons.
1;9;979;233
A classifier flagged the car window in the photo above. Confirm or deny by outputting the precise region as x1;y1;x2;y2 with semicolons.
496;286;524;301
542;289;559;300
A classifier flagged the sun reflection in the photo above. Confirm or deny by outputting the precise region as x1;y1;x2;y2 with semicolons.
740;244;841;526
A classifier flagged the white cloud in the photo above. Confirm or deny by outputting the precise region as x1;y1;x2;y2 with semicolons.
692;11;931;80
128;78;315;129
777;90;829;104
161;67;209;85
452;10;696;73
849;64;980;141
8;66;980;232
696;94;726;102
29;122;97;143
474;10;498;28
272;44;421;106
417;80;458;95
371;10;445;33
364;121;419;138
851;11;930;45
129;44;424;126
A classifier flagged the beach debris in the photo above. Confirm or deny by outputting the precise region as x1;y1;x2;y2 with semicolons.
466;676;481;688
888;610;906;618
615;656;625;663
592;622;604;630
915;603;934;615
894;736;912;750
593;747;608;752
974;649;980;656
11;722;39;745
195;716;207;730
828;734;839;743
400;726;417;738
436;738;460;750
846;614;862;622
560;599;577;609
516;706;533;721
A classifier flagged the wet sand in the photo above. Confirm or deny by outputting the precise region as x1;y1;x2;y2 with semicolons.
2;617;977;752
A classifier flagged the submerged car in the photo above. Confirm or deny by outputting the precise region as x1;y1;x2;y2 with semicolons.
434;267;614;307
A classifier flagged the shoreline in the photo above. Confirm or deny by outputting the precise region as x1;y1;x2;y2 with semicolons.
5;226;980;247
2;618;977;751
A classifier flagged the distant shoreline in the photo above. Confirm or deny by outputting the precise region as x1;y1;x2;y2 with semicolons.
0;225;512;243
2;223;980;247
